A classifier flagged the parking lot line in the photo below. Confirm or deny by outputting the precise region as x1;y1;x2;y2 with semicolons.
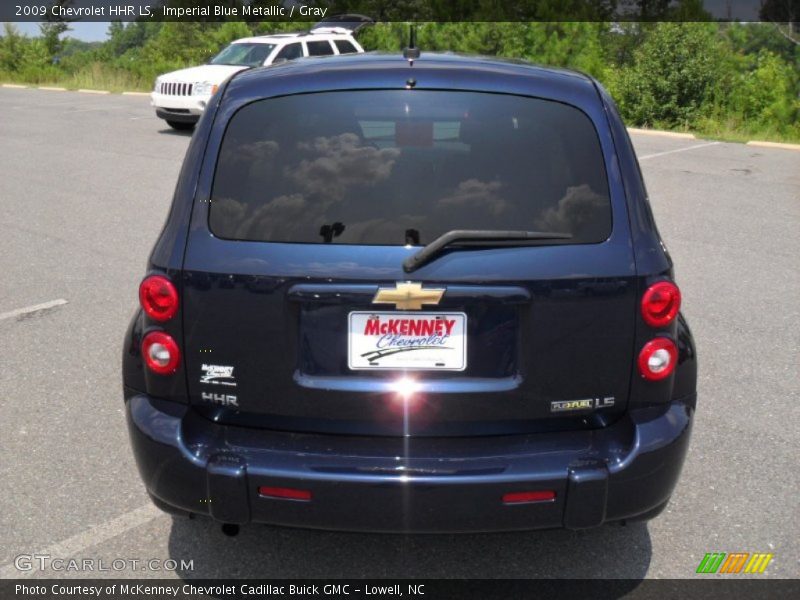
627;127;695;139
746;140;800;152
638;141;720;160
0;299;68;322
0;504;162;579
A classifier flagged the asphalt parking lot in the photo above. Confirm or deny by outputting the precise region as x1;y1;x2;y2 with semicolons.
0;87;798;580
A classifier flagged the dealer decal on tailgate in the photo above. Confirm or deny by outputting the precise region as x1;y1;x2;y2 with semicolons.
348;312;467;371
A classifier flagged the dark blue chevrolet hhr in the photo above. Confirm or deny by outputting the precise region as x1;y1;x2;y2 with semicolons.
123;51;697;533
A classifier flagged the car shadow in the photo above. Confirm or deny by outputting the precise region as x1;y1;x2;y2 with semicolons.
157;128;194;137
167;517;652;580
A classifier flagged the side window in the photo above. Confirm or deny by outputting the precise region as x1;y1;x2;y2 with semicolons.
306;40;334;57
334;39;358;54
274;43;303;62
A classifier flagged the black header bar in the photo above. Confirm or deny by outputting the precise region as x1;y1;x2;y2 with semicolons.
0;1;785;23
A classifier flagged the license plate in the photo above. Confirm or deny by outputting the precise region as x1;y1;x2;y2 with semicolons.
348;312;467;371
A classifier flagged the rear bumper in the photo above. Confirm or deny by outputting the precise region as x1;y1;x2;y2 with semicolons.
125;389;694;532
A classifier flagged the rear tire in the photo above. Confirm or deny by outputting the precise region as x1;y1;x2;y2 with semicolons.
166;120;195;131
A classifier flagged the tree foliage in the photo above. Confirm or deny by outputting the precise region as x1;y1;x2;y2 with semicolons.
610;23;721;126
39;0;75;58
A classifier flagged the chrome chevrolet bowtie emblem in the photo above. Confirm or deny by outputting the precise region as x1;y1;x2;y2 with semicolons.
372;282;445;311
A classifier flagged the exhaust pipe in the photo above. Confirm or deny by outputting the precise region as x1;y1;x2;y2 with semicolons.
221;523;240;537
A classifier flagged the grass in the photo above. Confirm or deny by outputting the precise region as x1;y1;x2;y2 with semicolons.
0;63;152;93
692;118;800;145
624;116;800;145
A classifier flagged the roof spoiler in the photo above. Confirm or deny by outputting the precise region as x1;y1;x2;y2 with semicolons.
309;14;374;35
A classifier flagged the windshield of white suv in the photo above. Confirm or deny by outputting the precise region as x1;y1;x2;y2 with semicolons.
210;43;276;67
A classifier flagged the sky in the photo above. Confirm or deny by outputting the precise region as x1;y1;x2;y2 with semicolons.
14;21;111;42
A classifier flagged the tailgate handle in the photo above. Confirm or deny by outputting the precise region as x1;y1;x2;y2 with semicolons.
287;284;531;305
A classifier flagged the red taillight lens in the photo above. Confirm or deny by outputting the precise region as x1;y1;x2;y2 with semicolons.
638;338;678;381
258;486;312;501
142;331;181;375
502;490;556;504
641;281;681;328
139;275;178;321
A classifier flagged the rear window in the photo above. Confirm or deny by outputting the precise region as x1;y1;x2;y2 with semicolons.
210;91;612;245
306;40;334;56
274;42;302;61
334;39;358;54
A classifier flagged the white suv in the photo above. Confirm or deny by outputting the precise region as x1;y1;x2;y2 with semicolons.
151;25;365;130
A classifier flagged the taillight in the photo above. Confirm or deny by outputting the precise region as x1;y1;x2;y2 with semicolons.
142;331;181;375
258;486;312;501
638;338;677;381
139;275;178;321
641;281;681;328
503;490;556;504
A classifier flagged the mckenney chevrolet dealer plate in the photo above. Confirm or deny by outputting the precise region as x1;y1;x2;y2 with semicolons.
348;312;467;370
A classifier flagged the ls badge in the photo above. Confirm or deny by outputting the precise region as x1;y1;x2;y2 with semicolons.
372;282;445;311
551;397;616;413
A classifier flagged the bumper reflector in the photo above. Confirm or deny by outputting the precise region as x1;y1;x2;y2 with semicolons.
502;490;556;504
258;486;312;501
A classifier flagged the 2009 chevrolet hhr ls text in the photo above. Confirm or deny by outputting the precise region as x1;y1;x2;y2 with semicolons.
123;49;697;533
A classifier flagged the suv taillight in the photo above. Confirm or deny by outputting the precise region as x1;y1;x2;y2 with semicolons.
139;275;178;321
638;338;677;381
142;331;181;375
641;281;681;328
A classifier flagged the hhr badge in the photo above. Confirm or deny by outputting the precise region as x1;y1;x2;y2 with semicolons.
201;392;238;407
372;282;445;311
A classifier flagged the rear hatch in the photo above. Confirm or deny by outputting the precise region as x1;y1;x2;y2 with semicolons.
182;89;637;436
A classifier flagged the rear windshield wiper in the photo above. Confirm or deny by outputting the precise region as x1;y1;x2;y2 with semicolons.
403;229;573;273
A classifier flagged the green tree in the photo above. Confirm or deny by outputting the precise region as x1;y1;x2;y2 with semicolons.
106;21;163;58
0;23;24;72
759;0;800;47
610;22;722;127
724;22;798;67
39;0;75;59
735;51;799;127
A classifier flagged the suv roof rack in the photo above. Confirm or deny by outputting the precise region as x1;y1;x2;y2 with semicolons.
307;26;356;35
309;14;374;36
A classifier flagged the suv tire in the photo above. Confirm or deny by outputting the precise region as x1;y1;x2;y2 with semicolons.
167;120;194;131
